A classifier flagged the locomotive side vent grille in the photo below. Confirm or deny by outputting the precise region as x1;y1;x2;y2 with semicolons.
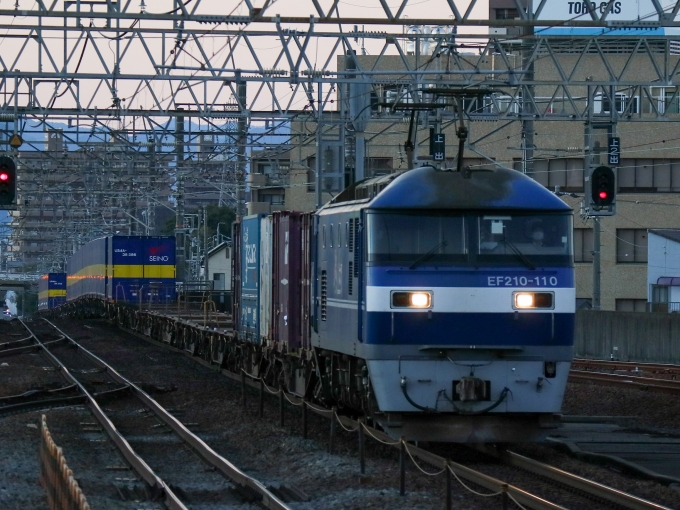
353;220;360;277
321;270;328;321
348;262;353;295
348;219;354;252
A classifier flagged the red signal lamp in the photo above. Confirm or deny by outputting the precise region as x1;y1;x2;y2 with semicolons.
0;172;8;181
598;191;608;199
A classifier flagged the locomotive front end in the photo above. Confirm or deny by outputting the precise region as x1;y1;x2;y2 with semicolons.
359;167;575;442
364;210;574;441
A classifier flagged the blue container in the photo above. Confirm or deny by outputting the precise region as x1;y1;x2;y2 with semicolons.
107;236;176;303
239;215;263;342
38;273;67;310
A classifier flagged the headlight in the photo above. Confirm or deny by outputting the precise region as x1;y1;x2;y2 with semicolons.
513;291;554;309
392;291;432;309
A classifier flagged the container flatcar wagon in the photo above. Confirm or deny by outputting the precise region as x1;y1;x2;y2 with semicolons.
38;273;67;310
67;236;176;304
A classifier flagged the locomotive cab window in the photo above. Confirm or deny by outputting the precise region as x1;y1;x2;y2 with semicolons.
478;214;573;267
366;211;572;267
367;212;467;265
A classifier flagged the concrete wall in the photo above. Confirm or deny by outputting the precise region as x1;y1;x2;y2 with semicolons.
575;310;680;363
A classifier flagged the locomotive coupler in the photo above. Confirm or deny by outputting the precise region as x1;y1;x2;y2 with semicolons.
456;376;488;402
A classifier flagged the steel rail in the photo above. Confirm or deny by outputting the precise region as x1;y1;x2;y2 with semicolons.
572;359;680;375
19;320;189;510
0;337;67;358
42;319;291;510
118;324;595;510
118;315;678;510
218;372;567;510
569;370;680;395
474;445;673;510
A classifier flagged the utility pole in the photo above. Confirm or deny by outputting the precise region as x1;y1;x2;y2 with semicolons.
203;205;209;286
521;0;535;177
175;109;186;283
584;84;600;310
316;84;323;209
236;81;247;217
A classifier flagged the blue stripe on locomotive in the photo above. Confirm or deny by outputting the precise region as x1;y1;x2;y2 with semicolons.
364;312;573;346
364;265;574;347
239;215;264;342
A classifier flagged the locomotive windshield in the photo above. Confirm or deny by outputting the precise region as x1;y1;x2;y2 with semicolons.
367;212;573;267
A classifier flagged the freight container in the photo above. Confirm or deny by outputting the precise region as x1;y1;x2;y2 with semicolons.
67;237;107;301
239;215;264;343
67;236;175;304
272;212;312;351
107;236;176;303
259;215;273;341
38;273;67;310
300;213;312;350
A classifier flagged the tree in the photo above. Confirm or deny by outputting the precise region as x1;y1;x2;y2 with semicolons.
160;205;236;242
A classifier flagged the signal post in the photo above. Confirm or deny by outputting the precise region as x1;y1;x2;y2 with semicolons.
584;92;617;310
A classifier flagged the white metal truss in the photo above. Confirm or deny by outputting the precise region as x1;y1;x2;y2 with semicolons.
4;0;680;271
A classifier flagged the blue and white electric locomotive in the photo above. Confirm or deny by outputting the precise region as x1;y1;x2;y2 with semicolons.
313;165;574;442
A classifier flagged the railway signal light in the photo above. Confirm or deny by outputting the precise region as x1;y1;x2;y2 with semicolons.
0;156;16;208
590;165;616;209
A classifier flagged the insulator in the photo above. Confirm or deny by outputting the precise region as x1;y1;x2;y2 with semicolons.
260;69;287;77
303;69;331;78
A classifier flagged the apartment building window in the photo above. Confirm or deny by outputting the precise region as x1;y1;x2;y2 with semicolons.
645;87;680;114
598;93;639;114
521;158;584;192
615;299;647;312
617;158;680;192
307;156;316;192
616;229;648;263
493;95;520;114
366;157;393;176
573;228;593;263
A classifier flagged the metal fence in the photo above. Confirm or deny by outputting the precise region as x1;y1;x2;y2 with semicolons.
575;310;680;364
647;302;680;313
39;415;91;510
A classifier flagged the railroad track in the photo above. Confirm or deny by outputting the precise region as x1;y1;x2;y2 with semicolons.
1;318;290;510
572;359;680;378
569;370;680;395
114;320;674;510
470;444;673;510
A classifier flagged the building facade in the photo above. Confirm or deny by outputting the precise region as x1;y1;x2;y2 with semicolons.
276;44;680;312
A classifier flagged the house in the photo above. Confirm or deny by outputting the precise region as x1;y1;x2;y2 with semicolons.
647;230;680;312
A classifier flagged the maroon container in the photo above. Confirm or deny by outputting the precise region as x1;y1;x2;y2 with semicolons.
300;213;312;350
272;211;312;351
